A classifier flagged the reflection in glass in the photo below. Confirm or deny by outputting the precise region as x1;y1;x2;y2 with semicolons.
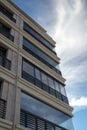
54;81;60;92
60;85;66;96
21;93;74;130
35;68;41;80
23;60;34;76
41;72;48;85
48;77;54;89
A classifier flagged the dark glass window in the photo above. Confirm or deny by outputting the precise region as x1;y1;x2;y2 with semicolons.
54;81;60;92
23;22;56;54
48;77;54;89
0;47;11;70
22;58;68;104
41;72;48;85
0;22;14;41
0;5;16;22
0;22;10;36
35;68;41;81
60;85;66;96
0;47;6;58
23;37;59;73
23;60;34;77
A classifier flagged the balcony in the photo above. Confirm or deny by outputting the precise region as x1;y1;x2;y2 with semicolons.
22;71;69;104
0;55;11;70
0;5;16;23
0;98;6;119
20;109;67;130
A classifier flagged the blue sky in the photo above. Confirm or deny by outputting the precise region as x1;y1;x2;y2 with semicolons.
12;0;87;129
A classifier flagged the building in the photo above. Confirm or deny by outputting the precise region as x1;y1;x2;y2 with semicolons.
0;0;74;130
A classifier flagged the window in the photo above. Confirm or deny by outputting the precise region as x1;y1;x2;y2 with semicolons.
35;68;41;80
54;81;60;92
23;22;56;54
23;37;59;74
0;47;6;56
0;22;10;36
0;22;14;41
23;60;34;77
0;47;11;70
41;72;48;85
22;58;68;104
60;85;66;96
0;5;16;22
48;77;54;89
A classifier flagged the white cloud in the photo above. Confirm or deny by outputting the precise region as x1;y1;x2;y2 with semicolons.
70;97;87;107
69;97;87;112
46;0;87;111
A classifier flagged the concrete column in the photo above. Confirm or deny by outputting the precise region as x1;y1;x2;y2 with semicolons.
11;51;17;74
1;81;9;100
13;14;17;20
15;88;21;124
11;28;15;40
7;49;12;61
18;56;22;78
6;83;15;122
16;15;23;30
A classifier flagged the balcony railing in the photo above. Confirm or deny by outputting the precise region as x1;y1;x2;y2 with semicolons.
0;55;11;70
0;29;14;42
0;5;16;23
22;71;69;104
0;98;6;119
20;109;67;130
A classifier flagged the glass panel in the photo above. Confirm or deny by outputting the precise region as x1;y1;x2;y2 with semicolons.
21;93;71;127
60;85;66;96
23;60;34;77
23;22;54;51
54;81;60;92
23;37;58;68
48;77;54;89
35;68;41;80
41;72;48;85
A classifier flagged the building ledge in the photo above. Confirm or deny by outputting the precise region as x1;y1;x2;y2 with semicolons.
18;77;73;117
0;118;12;129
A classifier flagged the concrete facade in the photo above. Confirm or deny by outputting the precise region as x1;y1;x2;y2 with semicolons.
0;0;74;130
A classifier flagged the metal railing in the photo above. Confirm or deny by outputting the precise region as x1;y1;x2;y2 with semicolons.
20;109;67;130
22;71;69;104
0;55;11;70
0;98;6;119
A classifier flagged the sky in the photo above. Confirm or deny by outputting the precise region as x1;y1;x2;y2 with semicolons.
12;0;87;129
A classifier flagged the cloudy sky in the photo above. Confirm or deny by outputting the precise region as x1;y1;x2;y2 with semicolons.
13;0;87;129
